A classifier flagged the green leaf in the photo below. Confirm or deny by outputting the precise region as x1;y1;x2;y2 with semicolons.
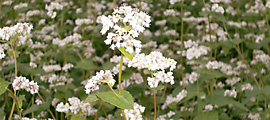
168;16;180;24
23;101;50;115
196;69;226;82
245;41;260;50
71;115;86;120
194;111;219;120
206;90;249;111
152;85;164;90
8;51;20;57
0;105;5;120
18;95;25;109
199;11;226;22
96;89;134;109
75;60;98;70
232;38;241;45
118;47;134;60
83;94;99;103
0;78;10;95
124;26;132;31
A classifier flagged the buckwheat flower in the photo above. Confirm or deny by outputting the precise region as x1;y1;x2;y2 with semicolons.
206;61;220;69
0;23;33;41
123;103;145;120
56;102;70;113
170;0;181;5
210;0;221;3
22;117;37;120
35;99;42;105
42;65;62;73
45;2;64;19
62;63;74;72
85;70;115;94
224;89;237;98
248;113;261;120
128;51;177;71
99;4;151;54
211;4;224;14
0;48;5;59
204;104;213;112
52;98;59;107
154;71;175;85
12;76;30;90
225;77;241;86
188;72;199;84
26;81;39;94
147;77;159;88
242;83;253;91
186;46;209;60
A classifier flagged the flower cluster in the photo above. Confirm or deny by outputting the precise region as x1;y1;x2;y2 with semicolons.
12;76;39;94
56;97;97;116
98;4;151;54
45;2;64;18
162;90;187;110
224;89;237;98
0;23;33;41
85;70;115;94
128;51;176;71
147;71;174;88
128;51;177;88
123;103;145;120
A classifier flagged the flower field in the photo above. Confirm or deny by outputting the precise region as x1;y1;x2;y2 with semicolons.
0;0;270;120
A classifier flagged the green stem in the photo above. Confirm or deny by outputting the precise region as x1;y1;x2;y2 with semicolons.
7;89;21;120
37;92;56;120
118;54;123;96
118;54;126;120
153;90;157;120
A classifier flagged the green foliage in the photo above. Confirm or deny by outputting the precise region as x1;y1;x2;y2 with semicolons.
96;89;134;110
0;78;10;95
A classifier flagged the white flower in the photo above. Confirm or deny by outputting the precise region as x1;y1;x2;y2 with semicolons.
85;70;115;94
0;48;5;59
56;102;70;113
99;4;151;54
188;72;199;84
211;4;224;14
204;104;213;112
12;76;30;90
123;103;145;120
128;51;177;71
224;89;237;98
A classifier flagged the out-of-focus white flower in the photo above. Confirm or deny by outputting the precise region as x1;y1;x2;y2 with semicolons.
224;89;237;98
204;104;213;112
0;48;5;59
211;4;224;14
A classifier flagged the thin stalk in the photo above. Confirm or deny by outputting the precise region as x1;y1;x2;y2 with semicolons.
118;54;123;96
37;92;56;120
118;53;126;120
94;100;104;120
222;22;261;89
7;89;21;120
153;90;157;120
180;0;184;80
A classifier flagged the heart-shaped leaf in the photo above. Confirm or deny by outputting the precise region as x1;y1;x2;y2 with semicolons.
96;89;134;109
